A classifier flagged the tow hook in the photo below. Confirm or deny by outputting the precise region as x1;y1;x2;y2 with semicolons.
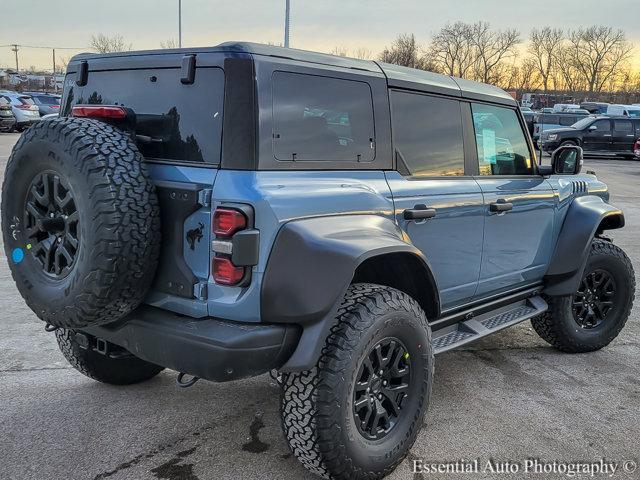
44;323;58;332
176;372;200;388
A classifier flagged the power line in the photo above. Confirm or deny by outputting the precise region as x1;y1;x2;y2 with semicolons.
0;44;85;50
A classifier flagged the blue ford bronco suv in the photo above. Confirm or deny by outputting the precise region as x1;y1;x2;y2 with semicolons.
1;43;635;479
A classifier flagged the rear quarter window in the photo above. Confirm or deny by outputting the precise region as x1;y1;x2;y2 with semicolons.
62;67;224;164
272;72;375;162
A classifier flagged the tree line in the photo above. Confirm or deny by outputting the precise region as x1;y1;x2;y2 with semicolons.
333;23;638;101
88;24;638;101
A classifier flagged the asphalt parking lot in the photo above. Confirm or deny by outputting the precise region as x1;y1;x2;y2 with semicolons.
0;131;638;480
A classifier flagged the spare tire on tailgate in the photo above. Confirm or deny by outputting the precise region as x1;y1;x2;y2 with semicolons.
1;118;161;328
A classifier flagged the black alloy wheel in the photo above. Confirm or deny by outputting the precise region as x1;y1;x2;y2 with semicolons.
572;268;616;329
353;337;412;440
24;171;79;278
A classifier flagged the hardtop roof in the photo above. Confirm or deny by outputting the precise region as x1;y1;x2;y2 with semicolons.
68;41;516;106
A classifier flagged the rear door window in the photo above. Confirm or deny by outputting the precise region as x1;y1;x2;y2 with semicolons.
63;67;224;164
390;91;464;176
272;72;375;162
614;120;632;133
559;116;577;126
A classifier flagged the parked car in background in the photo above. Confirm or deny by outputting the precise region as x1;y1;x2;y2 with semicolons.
532;112;590;142
520;106;533;113
25;92;61;116
0;91;40;130
565;108;590;115
606;104;640;118
521;110;535;137
541;107;555;113
540;116;640;158
581;102;609;114
553;103;580;112
0;95;17;132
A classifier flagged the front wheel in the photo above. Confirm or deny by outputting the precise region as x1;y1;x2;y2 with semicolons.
280;284;434;480
532;240;635;352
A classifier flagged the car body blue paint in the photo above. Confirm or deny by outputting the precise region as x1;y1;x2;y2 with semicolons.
209;170;394;322
145;158;614;324
384;172;484;309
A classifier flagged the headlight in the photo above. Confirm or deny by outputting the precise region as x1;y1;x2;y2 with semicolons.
548;134;558;141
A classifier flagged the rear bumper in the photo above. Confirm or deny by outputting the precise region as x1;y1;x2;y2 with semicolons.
82;306;301;382
0;117;16;130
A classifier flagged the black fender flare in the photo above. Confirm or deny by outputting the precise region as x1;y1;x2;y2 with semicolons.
544;195;624;296
261;214;439;371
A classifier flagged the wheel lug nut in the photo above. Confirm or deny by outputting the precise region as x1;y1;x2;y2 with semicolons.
382;380;387;386
378;370;384;376
378;393;383;400
366;387;370;393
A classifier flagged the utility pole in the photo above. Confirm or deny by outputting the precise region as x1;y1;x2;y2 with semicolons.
52;48;56;92
178;0;182;48
284;0;290;48
11;44;19;71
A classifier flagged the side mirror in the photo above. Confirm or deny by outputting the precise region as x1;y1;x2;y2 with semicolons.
551;145;583;175
588;125;597;131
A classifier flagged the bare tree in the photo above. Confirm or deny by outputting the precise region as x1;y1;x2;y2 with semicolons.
428;22;475;78
528;27;564;92
379;34;426;69
160;38;179;49
566;26;633;93
555;45;586;92
330;46;349;57
352;47;373;60
90;34;132;54
469;22;521;84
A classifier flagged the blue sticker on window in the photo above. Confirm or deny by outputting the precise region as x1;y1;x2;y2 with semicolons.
12;248;24;264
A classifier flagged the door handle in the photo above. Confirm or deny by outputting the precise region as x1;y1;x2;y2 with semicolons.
489;201;513;213
404;205;437;220
603;134;612;137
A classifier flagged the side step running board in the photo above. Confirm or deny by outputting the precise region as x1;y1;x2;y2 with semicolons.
432;295;548;354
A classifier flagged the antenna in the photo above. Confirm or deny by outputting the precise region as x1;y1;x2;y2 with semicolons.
284;0;291;48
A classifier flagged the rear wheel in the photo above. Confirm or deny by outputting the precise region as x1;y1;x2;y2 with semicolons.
56;329;164;385
532;240;635;352
280;283;434;480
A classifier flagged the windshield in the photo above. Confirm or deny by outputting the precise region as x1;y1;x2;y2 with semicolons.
628;110;640;118
572;117;595;129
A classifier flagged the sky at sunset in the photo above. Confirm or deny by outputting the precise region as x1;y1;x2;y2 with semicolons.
3;0;640;71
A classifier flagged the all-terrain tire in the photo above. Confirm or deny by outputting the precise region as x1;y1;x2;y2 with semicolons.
532;240;635;352
1;118;161;329
56;328;164;385
281;283;434;480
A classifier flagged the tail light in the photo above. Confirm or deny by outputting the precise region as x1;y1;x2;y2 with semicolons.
50;105;60;109
212;207;251;286
212;257;245;285
16;104;33;110
72;105;127;119
213;208;247;237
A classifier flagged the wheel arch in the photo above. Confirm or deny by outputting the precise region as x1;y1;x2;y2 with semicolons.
352;252;439;320
261;214;440;371
544;195;625;296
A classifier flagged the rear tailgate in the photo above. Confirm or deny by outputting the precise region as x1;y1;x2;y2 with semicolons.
62;52;225;317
